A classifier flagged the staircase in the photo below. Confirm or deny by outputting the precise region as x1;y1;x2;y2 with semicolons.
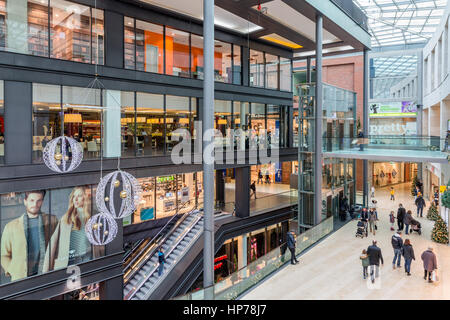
123;210;204;300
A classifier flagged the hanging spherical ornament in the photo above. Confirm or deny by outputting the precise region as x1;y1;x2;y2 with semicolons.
43;136;83;173
85;212;117;245
95;170;142;219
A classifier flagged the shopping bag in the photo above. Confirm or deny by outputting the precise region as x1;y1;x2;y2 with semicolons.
432;270;439;282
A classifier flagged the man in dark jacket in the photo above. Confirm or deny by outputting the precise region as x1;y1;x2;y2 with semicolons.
286;231;299;265
391;231;403;269
397;204;406;231
367;240;384;283
360;208;369;222
415;193;426;217
404;210;413;235
421;247;437;283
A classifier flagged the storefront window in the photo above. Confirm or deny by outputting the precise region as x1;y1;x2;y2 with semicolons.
136;92;164;156
267;105;280;148
280;57;292;91
191;33;204;80
134;177;156;223
214;40;232;83
63;86;102;159
0;186;105;285
120;91;135;158
91;8;104;65
214;100;232;149
249;49;264;87
232;45;241;85
250;103;265;148
165;27;190;77
0;80;3;164
166;95;190;153
28;0;49;57
124;17;135;70
135;19;163;73
265;53;279;90
32;83;61;163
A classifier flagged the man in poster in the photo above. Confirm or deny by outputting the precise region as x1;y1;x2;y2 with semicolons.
1;190;58;282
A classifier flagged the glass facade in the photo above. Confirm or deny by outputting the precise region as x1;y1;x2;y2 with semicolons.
0;186;105;285
249;49;292;91
0;0;104;64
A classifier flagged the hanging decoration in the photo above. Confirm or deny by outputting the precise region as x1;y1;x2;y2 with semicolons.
95;170;142;219
43;136;83;173
85;212;118;245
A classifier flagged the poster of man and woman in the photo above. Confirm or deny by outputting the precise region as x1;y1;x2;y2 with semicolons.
0;186;104;284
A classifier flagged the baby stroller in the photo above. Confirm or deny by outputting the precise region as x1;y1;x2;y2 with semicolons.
410;218;422;235
356;219;368;238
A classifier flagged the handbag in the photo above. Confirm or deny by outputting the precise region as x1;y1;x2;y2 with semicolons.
375;224;378;230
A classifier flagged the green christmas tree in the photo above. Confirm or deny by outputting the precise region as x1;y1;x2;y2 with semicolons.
431;216;449;244
427;204;440;221
441;180;450;209
411;175;419;196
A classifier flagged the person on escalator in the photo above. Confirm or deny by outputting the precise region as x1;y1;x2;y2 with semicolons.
158;248;166;277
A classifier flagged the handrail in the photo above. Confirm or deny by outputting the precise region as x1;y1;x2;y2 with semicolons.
123;239;146;264
123;202;197;284
126;211;203;300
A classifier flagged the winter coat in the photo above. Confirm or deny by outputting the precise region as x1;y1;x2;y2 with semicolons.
360;210;369;221
369;211;377;222
421;250;437;271
404;213;413;225
391;234;403;250
367;245;384;266
402;244;415;261
360;254;370;267
415;196;426;208
397;207;406;221
286;232;296;249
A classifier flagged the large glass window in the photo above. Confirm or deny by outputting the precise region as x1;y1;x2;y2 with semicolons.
63;86;102;159
136;92;164;156
265;53;279;90
165;27;190;77
0;186;105;285
0;80;3;164
120;91;135;158
249;49;264;87
28;0;49;57
250;103;265;148
214;100;232;149
32;83;61;163
191;33;204;80
166;95;190;153
232;45;241;85
214;40;232;83
280;57;292;91
124;17;135;70
91;8;104;65
267;105;280;148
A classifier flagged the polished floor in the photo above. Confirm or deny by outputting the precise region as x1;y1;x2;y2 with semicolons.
242;183;450;300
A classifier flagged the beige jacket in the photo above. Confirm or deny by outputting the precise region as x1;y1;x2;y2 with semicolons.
1;213;58;281
43;215;104;272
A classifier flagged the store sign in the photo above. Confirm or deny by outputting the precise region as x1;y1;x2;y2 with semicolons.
157;175;175;183
369;122;416;135
369;101;417;117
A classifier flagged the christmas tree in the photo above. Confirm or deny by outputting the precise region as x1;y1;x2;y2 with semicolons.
431;216;449;244
427;204;440;221
411;175;419;196
441;180;450;209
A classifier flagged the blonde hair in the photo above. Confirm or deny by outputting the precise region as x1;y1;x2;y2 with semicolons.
64;186;91;230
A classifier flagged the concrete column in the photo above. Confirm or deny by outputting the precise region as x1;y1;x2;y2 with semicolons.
237;235;247;270
434;45;439;90
6;0;28;54
314;14;323;225
306;57;312;83
235;166;250;218
103;90;121;158
417;51;424;180
363;49;370;206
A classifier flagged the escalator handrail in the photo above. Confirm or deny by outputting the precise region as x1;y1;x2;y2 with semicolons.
127;212;203;300
123;206;200;286
123;200;193;272
123;239;146;264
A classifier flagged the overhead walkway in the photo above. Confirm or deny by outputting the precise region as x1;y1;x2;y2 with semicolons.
322;136;449;163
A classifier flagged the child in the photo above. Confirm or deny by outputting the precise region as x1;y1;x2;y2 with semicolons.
360;249;369;279
389;211;395;231
390;187;395;201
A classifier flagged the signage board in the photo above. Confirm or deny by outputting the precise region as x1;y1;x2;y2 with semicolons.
369;101;417;117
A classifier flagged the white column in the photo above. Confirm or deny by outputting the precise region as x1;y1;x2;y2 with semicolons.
434;46;439;90
103;90;121;158
237;235;247;270
6;0;28;54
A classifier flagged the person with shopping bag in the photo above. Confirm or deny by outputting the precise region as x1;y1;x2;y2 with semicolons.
421;247;438;283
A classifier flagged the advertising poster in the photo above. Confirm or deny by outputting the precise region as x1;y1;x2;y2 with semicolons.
369;101;417;117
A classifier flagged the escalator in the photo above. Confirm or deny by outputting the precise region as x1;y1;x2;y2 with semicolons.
123;209;204;300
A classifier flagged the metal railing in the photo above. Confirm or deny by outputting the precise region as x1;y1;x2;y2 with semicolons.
174;216;334;300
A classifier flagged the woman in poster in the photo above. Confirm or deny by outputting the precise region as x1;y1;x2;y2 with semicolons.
43;186;102;272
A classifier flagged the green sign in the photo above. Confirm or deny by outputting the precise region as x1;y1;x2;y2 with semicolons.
157;175;175;183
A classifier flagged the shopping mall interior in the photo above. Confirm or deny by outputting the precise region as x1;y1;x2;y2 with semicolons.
0;0;448;301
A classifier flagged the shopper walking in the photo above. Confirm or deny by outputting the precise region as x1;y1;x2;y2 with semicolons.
434;190;439;207
257;170;263;184
250;181;257;199
421;247;437;283
389;211;395;231
368;208;377;235
415;193;426;218
391;231;403;269
157;248;166;277
404;210;413;235
371;186;375;198
287;231;299;265
367;240;384;284
360;249;370;280
357;130;364;151
397;204;406;231
360;207;369;222
390;187;395;201
402;239;415;276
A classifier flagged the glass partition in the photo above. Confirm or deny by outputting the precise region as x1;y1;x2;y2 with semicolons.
135;19;163;73
280;57;292;91
165;27;190;78
265;53;279;90
249;49;264;87
136;92;164;156
214;40;232;83
232;45;242;85
191;34;204;80
166;95;190;153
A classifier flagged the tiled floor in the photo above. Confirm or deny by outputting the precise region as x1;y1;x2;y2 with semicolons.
242;182;450;300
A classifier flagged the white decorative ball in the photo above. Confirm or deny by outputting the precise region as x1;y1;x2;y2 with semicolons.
85;212;118;245
95;170;142;219
43;136;83;173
